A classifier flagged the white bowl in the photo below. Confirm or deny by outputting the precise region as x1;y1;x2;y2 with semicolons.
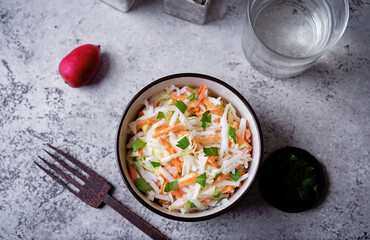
116;73;263;221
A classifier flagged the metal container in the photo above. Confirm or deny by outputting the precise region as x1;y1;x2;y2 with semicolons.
163;0;212;24
100;0;136;12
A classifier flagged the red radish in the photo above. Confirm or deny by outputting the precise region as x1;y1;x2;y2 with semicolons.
58;44;101;88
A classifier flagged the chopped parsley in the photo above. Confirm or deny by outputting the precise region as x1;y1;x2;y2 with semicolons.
135;178;153;193
200;110;211;128
176;136;190;150
216;198;224;205
156;111;165;119
164;181;178;192
229;169;241;181
196;173;207;187
203;147;219;157
150;162;161;168
228;126;236;143
187;90;198;101
174;100;187;113
132;138;146;152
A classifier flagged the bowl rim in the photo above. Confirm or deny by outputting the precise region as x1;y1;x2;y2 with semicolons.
115;73;264;221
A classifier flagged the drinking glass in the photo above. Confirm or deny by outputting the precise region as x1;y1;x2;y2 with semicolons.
242;0;349;78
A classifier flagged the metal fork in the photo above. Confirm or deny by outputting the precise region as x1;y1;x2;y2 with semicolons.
35;144;169;240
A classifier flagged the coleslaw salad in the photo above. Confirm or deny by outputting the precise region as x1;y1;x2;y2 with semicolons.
126;85;253;213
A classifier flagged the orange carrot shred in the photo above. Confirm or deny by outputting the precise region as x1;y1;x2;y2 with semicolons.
152;123;181;138
207;156;218;168
136;118;160;130
171;188;185;198
212;173;231;185
159;137;176;154
178;174;201;188
176;130;190;135
128;164;136;182
201;198;212;203
138;148;143;157
222;185;234;193
193;136;221;144
172;95;187;102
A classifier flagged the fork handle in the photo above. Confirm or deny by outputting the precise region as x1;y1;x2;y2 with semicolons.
103;194;169;240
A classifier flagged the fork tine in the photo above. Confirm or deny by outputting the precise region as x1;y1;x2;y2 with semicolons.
37;156;82;190
47;144;96;176
43;149;87;181
34;161;79;197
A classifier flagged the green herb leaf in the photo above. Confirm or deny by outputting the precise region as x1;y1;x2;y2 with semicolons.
229;169;241;182
228;126;236;143
176;136;190;150
189;113;197;117
132;138;146;152
214;192;221;198
150;162;161;168
164;181;178;192
187;90;198;101
135;178;153;193
188;201;196;208
174;100;187;113
216;198;224;205
215;104;225;110
200;110;212;129
203;147;219;157
156;111;165;119
184;200;196;210
196;173;207;187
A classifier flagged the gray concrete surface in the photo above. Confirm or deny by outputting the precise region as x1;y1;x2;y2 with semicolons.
0;0;369;239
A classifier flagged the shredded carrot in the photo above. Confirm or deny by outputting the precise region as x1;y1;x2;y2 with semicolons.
176;130;190;135
192;86;207;108
159;137;176;154
236;134;247;145
232;121;238;129
171;188;185;198
196;86;205;96
213;173;231;185
152;123;181;138
159;173;167;181
138;110;144;117
138;148;143;157
236;164;241;170
196;108;222;118
207;156;218;168
155;125;168;132
178;174;201;188
201;198;212;203
193;136;221;144
173;157;183;175
128;164;136;182
136;118;160;130
171;169;179;178
202;99;215;109
222;185;234;193
172;95;187;102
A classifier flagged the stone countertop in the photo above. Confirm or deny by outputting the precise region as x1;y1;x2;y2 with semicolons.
1;0;369;239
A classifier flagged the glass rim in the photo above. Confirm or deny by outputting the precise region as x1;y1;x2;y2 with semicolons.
246;0;350;61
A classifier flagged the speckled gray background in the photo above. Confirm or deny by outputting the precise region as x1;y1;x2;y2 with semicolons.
0;0;369;239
